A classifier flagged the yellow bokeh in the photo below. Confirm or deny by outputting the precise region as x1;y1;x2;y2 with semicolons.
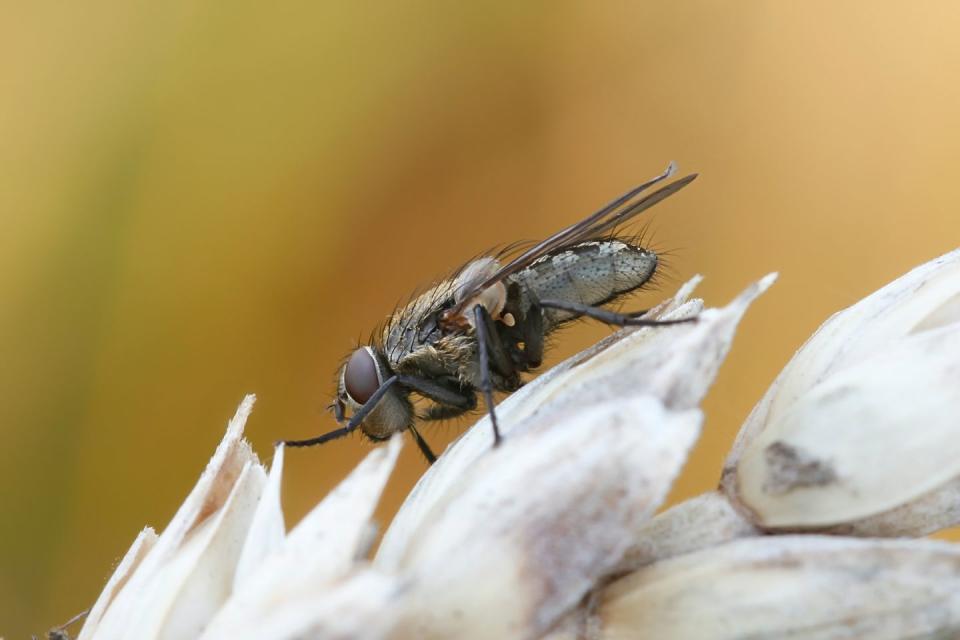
3;2;960;636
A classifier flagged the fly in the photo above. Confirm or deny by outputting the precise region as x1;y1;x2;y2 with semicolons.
280;162;697;463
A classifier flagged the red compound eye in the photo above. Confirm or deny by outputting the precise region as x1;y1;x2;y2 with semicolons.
343;348;380;404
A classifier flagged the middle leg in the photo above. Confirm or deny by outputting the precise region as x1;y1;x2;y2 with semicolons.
473;304;503;446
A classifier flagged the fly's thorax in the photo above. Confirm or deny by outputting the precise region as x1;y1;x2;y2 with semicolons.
434;333;483;386
381;278;461;369
391;334;478;389
381;257;509;370
338;346;413;440
511;240;657;328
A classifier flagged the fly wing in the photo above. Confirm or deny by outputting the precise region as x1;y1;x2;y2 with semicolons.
577;171;697;240
446;162;697;319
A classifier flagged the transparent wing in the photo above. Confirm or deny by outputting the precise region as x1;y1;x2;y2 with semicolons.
446;162;697;318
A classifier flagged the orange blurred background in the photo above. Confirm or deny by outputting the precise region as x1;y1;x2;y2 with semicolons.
4;2;960;636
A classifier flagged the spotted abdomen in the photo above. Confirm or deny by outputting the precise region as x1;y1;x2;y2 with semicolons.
509;240;657;329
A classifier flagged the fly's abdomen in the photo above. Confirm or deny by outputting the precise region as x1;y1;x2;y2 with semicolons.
511;240;657;328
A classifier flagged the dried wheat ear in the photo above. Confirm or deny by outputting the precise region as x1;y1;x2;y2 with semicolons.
75;249;960;640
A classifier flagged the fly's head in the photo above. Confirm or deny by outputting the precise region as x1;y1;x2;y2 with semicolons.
335;346;413;440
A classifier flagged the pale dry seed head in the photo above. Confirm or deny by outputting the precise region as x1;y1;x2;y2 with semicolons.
388;396;702;639
82;396;266;640
201;436;403;639
596;536;960;640
614;491;758;574
724;249;960;536
69;250;960;640
74;273;790;640
726;248;960;467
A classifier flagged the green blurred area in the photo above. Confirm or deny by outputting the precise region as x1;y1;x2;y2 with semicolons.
3;3;960;636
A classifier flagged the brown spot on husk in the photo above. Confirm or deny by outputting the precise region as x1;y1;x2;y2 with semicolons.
763;441;838;495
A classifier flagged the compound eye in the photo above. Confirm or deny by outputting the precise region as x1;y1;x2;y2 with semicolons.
344;348;380;404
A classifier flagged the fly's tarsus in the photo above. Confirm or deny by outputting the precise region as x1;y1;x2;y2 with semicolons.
277;425;354;449
408;423;437;464
277;376;400;448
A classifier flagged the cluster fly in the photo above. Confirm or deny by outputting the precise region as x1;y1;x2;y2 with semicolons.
280;162;697;463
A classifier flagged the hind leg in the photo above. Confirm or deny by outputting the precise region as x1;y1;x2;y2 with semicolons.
538;299;695;328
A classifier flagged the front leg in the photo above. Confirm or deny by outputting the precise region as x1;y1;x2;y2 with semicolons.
398;374;475;409
421;396;477;421
279;375;400;448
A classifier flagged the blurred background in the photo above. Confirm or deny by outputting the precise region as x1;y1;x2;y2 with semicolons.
3;2;960;635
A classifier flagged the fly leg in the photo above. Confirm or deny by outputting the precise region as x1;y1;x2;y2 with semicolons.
539;299;696;327
399;373;478;463
278;375;399;448
421;402;476;421
473;304;503;446
398;374;476;409
408;423;437;464
408;374;478;422
477;308;520;387
521;296;545;369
